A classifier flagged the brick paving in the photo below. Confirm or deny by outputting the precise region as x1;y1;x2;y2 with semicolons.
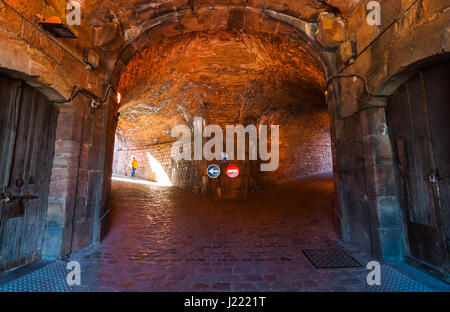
68;174;372;292
2;174;449;292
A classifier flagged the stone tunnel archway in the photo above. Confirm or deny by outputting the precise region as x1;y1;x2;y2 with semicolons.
107;4;336;87
0;0;449;290
111;30;334;199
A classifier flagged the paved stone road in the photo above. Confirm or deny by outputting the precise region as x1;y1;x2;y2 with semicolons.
2;174;448;292
62;174;444;292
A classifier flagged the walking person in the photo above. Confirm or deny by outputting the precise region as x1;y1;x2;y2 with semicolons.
129;157;138;179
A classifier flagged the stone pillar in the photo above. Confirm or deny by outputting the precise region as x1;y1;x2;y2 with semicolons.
43;103;82;258
360;97;404;261
326;81;351;242
330;77;404;261
43;94;117;258
92;96;118;244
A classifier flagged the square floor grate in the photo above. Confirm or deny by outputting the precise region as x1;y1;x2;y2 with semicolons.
303;248;362;269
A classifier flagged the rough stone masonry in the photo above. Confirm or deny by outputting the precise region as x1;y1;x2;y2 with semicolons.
0;0;448;280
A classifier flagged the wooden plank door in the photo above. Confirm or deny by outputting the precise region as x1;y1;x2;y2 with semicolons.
387;59;450;277
423;59;450;273
0;74;58;274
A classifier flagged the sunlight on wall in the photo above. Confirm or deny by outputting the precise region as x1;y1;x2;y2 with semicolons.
112;176;161;186
146;152;172;186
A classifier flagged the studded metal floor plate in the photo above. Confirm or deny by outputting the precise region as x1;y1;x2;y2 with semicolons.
0;260;72;292
360;265;435;292
303;248;362;269
0;258;447;292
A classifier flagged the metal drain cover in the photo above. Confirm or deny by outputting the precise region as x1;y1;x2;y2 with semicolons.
303;248;362;269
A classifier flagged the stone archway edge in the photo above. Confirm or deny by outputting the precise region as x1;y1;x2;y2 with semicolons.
123;6;318;45
110;5;336;88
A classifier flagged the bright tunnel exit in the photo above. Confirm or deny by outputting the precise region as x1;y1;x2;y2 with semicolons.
146;152;172;187
112;133;173;187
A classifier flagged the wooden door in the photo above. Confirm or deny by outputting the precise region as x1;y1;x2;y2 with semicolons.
0;74;58;274
423;60;450;274
387;59;450;277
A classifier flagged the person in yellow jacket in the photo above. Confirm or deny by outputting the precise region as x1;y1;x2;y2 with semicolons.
129;157;138;179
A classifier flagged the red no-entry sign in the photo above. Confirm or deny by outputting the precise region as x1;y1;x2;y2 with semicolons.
226;164;239;178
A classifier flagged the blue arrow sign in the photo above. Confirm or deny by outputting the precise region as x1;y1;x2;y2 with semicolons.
207;164;220;179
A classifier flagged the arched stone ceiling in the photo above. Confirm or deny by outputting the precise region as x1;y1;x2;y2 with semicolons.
4;0;361;81
82;0;357;29
116;30;326;147
109;7;330;88
78;0;361;82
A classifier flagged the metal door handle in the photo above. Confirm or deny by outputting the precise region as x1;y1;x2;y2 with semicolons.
11;194;39;201
1;192;38;202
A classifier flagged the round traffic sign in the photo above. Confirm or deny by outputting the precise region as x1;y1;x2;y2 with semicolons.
207;164;221;179
226;164;240;178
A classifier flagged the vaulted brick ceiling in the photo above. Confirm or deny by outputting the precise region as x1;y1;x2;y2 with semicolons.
82;0;351;27
80;0;360;63
80;1;357;147
116;30;326;146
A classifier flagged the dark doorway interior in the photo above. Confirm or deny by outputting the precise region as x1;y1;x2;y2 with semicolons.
387;59;450;279
0;74;58;274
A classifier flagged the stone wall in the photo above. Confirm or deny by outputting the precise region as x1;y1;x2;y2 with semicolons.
257;111;332;187
113;138;200;191
113;139;173;182
48;95;118;255
2;0;448;266
0;1;118;259
113;106;333;198
327;0;450;260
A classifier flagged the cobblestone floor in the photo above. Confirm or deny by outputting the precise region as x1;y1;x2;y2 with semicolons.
1;174;449;292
